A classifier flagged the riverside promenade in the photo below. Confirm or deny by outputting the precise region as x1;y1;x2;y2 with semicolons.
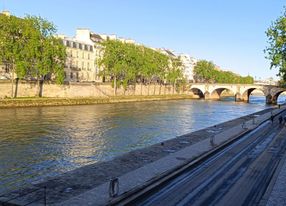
0;106;284;205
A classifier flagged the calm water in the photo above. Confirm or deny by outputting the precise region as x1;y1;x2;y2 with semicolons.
0;95;284;193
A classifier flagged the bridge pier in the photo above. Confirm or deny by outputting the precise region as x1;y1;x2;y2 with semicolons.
266;95;277;105
204;92;220;100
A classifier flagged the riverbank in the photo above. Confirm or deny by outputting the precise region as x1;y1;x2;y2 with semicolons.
0;106;276;205
0;94;195;108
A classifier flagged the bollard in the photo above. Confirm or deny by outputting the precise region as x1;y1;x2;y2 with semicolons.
44;186;47;206
210;136;215;146
109;177;119;198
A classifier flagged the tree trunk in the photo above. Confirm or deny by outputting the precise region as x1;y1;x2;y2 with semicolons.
173;83;175;94
148;82;150;96
140;83;143;96
14;78;19;98
37;78;41;97
159;83;162;95
11;65;14;98
114;76;117;96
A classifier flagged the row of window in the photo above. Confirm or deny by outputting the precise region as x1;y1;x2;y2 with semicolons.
68;50;92;59
68;72;90;80
64;40;93;52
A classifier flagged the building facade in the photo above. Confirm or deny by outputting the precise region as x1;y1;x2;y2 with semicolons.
178;54;197;82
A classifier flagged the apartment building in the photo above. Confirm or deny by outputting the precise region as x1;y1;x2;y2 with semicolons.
178;54;198;82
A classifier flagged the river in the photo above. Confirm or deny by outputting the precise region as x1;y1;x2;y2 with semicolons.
0;95;285;193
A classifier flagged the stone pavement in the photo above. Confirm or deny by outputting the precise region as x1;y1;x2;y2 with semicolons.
265;126;286;206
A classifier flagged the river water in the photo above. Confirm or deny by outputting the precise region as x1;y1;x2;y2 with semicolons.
0;95;285;193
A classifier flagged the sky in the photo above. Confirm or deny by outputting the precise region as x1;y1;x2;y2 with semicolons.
1;0;285;80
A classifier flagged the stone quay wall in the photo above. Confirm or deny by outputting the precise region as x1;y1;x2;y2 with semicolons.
0;80;190;98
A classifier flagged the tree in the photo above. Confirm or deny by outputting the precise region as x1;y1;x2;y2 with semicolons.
193;60;253;84
0;14;29;97
98;40;171;96
265;8;286;82
166;57;184;94
0;14;66;97
24;16;66;96
193;60;216;83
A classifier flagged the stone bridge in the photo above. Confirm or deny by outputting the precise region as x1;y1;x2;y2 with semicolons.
189;83;286;104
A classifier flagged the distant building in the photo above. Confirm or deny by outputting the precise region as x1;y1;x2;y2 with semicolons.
178;54;198;82
58;29;106;82
59;29;140;82
254;78;278;86
59;35;97;82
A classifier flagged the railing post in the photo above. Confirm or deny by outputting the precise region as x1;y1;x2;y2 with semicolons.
44;186;47;206
109;177;119;198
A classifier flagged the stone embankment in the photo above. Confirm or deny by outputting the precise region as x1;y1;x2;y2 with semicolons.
1;106;281;206
0;95;194;108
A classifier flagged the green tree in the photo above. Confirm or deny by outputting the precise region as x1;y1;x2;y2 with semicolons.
265;8;286;81
0;14;29;97
0;14;66;97
193;60;216;83
166;57;184;94
98;40;170;96
24;16;66;96
193;60;253;84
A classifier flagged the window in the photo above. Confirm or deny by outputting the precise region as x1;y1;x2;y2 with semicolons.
70;72;73;79
73;42;77;48
76;51;79;58
88;53;90;60
66;40;70;47
90;46;93;52
87;62;90;70
79;43;82;50
84;45;88;51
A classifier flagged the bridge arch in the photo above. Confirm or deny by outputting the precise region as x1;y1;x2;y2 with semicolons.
190;88;204;99
241;88;267;103
271;90;286;104
208;87;236;100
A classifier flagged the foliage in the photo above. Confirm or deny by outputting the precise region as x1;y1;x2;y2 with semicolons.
193;60;254;84
0;13;66;85
98;40;184;93
265;8;286;81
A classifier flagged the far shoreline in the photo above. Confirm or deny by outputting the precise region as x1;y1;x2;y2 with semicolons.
0;95;197;109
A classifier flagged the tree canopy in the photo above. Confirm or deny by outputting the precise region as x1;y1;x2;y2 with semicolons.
98;40;185;94
265;8;286;82
0;13;66;85
193;60;254;84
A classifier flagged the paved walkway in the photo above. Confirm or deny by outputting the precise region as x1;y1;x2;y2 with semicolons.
266;128;286;206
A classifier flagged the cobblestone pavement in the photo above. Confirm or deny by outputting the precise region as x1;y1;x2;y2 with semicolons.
266;146;286;206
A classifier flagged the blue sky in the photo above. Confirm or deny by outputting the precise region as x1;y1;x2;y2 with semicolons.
1;0;285;80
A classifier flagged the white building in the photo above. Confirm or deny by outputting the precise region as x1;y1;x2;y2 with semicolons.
178;54;197;82
60;28;139;82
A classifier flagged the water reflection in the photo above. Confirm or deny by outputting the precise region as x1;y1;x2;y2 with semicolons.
0;97;269;192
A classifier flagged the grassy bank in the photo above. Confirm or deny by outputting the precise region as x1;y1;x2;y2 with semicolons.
0;95;195;108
